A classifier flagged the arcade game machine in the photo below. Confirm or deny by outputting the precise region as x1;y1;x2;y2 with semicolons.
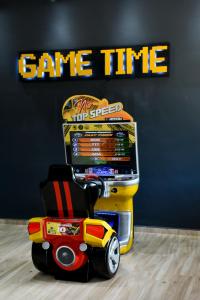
27;95;139;281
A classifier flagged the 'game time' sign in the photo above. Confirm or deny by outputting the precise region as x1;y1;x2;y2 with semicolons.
18;43;169;81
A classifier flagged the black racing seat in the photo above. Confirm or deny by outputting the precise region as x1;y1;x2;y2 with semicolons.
40;165;99;219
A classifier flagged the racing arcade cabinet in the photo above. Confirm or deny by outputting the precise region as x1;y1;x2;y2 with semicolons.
28;95;139;282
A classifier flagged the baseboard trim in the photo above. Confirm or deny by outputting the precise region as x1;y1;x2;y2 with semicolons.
0;218;28;225
135;225;200;236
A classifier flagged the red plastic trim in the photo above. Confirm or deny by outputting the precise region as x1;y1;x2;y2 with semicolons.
86;224;105;239
63;182;74;218
28;222;40;234
53;181;64;218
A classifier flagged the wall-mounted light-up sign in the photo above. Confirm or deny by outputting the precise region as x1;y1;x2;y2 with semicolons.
18;43;169;81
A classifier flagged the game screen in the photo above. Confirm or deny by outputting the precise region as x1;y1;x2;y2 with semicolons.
63;122;138;175
70;130;130;165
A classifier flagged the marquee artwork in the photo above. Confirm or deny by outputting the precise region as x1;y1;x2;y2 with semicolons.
18;43;169;81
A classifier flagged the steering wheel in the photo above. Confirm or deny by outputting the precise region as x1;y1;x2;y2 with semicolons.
84;175;105;198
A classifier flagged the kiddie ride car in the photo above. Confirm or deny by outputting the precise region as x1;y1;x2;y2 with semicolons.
28;95;139;281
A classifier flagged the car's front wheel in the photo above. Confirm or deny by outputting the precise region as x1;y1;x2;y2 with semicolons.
92;234;120;279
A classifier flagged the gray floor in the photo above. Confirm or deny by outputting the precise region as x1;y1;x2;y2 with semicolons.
0;223;200;300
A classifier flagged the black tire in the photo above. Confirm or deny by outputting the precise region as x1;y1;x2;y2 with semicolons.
54;261;91;282
92;234;120;279
32;242;54;274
